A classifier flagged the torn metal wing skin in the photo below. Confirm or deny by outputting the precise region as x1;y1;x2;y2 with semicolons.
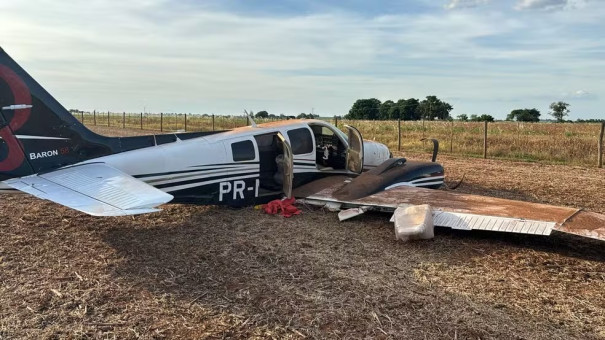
295;176;605;242
3;163;174;216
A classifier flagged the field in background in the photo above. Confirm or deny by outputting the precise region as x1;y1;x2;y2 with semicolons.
73;112;604;167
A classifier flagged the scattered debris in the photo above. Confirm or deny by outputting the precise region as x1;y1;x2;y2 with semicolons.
393;204;434;242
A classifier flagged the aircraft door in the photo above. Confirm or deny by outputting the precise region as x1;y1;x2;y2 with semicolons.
276;132;294;198
345;125;364;174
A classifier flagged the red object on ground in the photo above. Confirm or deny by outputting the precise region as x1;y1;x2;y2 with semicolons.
263;198;301;218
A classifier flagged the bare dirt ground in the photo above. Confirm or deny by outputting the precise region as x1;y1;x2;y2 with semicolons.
0;127;603;339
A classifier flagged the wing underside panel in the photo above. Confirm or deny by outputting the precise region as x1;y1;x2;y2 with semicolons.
4;163;174;216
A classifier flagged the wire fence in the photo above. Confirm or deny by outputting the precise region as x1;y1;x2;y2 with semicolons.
72;111;605;168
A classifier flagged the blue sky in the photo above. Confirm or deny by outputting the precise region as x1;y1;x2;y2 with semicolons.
0;0;603;119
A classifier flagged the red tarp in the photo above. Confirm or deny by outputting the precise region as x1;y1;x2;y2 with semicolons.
263;198;301;218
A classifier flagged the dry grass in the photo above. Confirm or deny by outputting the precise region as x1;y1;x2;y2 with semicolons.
76;112;604;167
0;126;603;339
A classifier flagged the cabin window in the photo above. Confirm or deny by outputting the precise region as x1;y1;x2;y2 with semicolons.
287;128;313;155
231;140;255;161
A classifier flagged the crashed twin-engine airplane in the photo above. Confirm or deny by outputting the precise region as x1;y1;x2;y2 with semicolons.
0;47;603;242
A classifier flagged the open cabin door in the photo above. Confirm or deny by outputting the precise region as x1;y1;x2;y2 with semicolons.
276;132;294;198
345;125;364;174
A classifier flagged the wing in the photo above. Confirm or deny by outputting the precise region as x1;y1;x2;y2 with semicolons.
295;176;605;241
3;163;173;216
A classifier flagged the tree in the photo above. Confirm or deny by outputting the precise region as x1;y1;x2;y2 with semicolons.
345;98;381;120
397;98;421;120
387;105;401;120
379;100;395;120
457;114;468;121
470;114;494;122
255;110;269;119
417;96;453;120
549;101;570;122
507;108;540;122
297;113;319;119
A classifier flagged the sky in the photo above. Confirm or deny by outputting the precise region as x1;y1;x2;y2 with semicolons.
0;0;603;120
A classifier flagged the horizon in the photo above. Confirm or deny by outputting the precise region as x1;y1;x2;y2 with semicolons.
1;0;603;120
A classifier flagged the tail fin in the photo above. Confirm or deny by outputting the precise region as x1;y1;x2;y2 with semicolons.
0;47;133;180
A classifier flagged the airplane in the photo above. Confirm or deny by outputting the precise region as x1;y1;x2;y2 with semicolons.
0;47;603;242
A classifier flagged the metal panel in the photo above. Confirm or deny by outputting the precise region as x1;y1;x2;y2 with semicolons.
4;163;173;216
294;177;604;241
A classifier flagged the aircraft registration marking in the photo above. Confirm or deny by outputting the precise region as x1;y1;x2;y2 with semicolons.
219;178;260;201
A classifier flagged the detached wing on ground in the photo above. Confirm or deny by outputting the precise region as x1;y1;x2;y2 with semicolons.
295;176;605;241
3;163;173;216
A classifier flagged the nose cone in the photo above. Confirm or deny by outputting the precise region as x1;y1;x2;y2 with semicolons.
363;141;391;167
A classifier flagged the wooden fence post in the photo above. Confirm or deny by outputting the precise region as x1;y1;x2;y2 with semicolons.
212;114;215;131
397;118;401;151
107;111;110;127
184;114;187;131
422;119;426;148
93;110;96;125
450;120;454;153
599;122;604;168
483;120;488;159
140;112;143;130
81;111;84;122
160;112;163;132
122;112;125;129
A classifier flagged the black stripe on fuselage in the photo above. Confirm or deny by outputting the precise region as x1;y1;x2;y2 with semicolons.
153;171;258;189
134;162;259;179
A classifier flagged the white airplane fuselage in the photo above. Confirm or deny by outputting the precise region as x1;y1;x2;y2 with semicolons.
72;119;390;206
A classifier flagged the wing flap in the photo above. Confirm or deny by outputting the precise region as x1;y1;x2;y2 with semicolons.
4;163;173;216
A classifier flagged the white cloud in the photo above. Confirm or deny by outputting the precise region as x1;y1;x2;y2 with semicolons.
445;0;489;10
0;0;603;119
515;0;586;10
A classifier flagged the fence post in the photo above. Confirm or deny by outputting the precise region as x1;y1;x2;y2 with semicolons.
483;120;488;159
184;114;187;131
599;122;604;168
93;110;96;125
422;119;426;147
450;119;454;153
160;112;163;132
81;111;84;122
212;114;215;131
397;118;401;152
107;111;110;127
122;112;125;129
140;112;143;130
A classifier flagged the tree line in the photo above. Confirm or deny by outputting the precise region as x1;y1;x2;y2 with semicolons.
344;98;582;122
344;96;453;121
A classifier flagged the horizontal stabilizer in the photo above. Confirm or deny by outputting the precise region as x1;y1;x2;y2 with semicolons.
3;163;173;216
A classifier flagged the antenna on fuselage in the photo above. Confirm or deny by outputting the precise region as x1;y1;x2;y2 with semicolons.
244;109;258;128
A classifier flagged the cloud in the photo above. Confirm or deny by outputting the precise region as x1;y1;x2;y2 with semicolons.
561;90;596;100
0;0;603;119
515;0;586;10
445;0;488;10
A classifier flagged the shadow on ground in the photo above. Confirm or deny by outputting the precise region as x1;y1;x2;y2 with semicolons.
102;205;601;339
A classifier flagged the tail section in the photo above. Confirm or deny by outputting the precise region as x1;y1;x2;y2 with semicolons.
0;47;154;180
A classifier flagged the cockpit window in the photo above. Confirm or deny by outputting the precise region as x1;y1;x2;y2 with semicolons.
231;140;255;161
287;128;313;155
